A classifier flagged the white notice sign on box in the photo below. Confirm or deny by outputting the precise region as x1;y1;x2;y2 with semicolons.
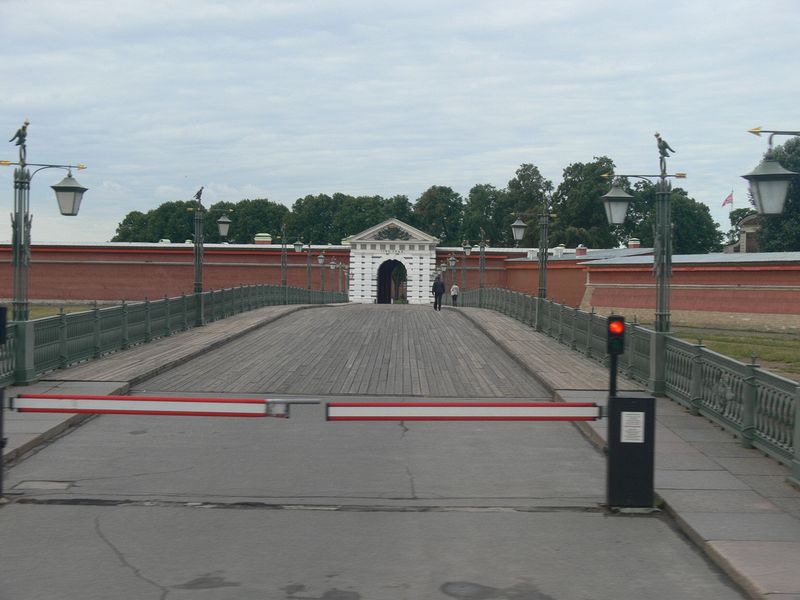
621;411;645;443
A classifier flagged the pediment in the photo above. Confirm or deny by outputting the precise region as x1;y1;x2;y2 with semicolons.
346;219;439;244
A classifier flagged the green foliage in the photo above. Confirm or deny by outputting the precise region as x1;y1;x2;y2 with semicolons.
626;183;723;254
412;185;463;245
462;184;508;247
757;137;800;252
504;164;553;247
725;207;757;246
551;156;617;249
112;198;289;244
110;156;731;254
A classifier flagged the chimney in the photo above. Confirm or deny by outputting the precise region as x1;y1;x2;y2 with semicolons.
575;244;587;257
254;233;273;245
628;238;640;249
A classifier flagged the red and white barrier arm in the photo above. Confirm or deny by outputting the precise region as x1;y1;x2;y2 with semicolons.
12;394;287;418
326;401;601;421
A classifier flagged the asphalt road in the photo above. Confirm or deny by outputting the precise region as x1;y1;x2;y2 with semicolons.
0;306;746;599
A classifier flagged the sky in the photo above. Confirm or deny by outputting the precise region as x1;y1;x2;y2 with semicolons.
1;0;798;244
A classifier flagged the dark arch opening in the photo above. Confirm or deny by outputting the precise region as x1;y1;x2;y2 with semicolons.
377;260;406;304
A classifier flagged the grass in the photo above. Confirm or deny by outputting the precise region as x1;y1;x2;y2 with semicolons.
672;327;800;381
1;304;102;320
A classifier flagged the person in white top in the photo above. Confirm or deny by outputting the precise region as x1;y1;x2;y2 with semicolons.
450;283;460;307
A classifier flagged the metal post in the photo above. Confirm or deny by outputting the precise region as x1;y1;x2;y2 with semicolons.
306;243;312;301
192;189;205;327
478;230;486;308
654;176;672;334
321;260;326;302
650;149;673;395
280;223;288;304
12;164;31;322
535;208;549;332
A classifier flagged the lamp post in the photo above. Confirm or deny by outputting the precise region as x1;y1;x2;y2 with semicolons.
742;127;800;214
190;190;232;326
3;120;88;323
279;222;288;304
216;214;231;242
511;208;550;330
476;228;488;307
293;239;313;301
600;133;686;393
744;129;800;488
461;240;471;289
329;259;339;293
317;251;326;302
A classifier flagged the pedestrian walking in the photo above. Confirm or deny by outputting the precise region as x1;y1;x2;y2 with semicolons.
432;275;445;311
450;283;460;307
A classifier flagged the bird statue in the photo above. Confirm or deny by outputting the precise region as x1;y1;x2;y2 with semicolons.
193;186;204;201
9;120;29;146
9;119;29;163
654;132;675;158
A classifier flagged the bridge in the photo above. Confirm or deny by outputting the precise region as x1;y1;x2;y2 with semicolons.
1;303;798;598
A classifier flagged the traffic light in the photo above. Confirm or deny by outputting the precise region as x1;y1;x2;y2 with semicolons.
607;315;625;356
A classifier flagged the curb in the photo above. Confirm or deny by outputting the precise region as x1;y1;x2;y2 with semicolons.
2;305;323;467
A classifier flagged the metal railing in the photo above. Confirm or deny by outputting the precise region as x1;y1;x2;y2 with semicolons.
0;284;346;386
460;287;800;480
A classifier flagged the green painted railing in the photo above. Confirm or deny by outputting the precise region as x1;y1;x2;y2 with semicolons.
460;287;800;482
0;284;346;386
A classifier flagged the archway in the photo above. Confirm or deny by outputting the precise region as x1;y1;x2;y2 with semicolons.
377;260;406;304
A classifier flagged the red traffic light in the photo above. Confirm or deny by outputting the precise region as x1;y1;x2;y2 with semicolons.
607;315;625;356
608;320;625;335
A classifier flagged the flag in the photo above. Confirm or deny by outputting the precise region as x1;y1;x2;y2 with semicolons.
722;192;733;207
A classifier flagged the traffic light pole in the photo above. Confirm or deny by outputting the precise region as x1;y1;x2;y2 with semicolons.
609;353;618;398
605;314;655;508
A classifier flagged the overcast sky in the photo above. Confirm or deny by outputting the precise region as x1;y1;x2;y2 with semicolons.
1;0;798;244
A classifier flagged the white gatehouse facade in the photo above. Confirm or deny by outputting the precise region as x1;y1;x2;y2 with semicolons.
345;219;439;304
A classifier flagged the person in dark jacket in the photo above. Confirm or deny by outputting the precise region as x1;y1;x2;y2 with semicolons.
432;275;445;311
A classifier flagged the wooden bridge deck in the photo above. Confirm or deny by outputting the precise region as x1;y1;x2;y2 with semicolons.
42;304;635;399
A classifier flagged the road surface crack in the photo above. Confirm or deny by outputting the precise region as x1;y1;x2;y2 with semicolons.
94;515;170;599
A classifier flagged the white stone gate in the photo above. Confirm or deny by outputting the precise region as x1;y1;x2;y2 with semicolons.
345;219;439;304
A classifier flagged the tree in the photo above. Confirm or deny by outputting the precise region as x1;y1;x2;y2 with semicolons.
413;186;463;245
111;201;196;243
504;164;553;247
462;184;508;246
725;207;757;247
223;199;289;244
112;211;149;242
288;194;343;244
381;195;416;228
757;136;800;252
551;157;618;249
332;194;387;241
629;183;723;254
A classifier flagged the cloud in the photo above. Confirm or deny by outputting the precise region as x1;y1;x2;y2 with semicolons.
0;0;798;242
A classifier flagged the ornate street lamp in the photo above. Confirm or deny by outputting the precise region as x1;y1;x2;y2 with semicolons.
510;217;527;247
461;240;471;289
317;251;326;301
3;120;88;323
475;229;488;307
510;208;550;330
293;239;314;299
216;214;231;241
600;132;686;393
190;189;233;326
743;127;800;214
277;222;288;304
